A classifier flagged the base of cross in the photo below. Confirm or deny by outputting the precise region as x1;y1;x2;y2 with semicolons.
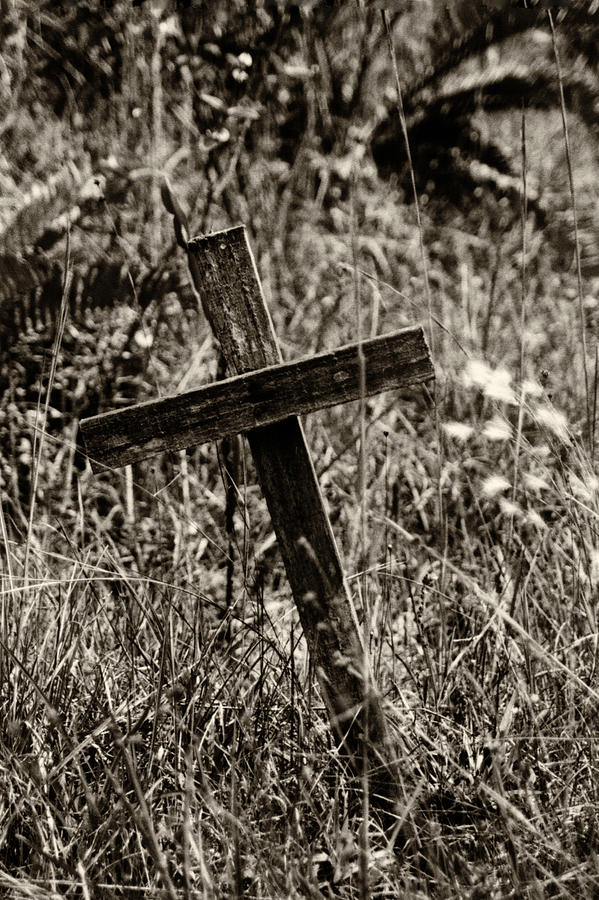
80;224;435;842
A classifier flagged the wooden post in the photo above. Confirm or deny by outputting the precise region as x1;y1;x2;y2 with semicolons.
81;225;434;826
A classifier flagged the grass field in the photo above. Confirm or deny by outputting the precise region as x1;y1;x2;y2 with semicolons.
2;3;599;897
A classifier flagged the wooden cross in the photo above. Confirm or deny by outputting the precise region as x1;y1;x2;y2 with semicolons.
80;225;434;824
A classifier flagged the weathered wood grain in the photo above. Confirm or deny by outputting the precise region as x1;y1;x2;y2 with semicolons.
79;224;436;830
80;326;432;471
186;226;419;823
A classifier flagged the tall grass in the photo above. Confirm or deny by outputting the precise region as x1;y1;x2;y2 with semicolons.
3;5;599;898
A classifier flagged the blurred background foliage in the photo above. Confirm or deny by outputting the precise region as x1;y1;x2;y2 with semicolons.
1;0;598;545
2;0;599;559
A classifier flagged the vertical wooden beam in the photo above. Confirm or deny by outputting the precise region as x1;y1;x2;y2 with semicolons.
187;226;399;819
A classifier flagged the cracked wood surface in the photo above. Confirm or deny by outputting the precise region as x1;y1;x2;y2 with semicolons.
81;326;432;471
81;225;435;829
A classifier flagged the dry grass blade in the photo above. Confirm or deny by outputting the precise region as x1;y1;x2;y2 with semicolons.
24;232;72;584
548;10;591;443
5;4;599;897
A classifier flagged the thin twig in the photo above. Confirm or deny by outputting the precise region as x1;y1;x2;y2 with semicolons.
24;228;71;584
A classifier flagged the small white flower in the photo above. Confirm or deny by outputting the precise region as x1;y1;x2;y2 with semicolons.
133;329;153;349
443;421;474;441
481;474;511;497
534;403;569;441
590;548;599;585
499;497;521;518
463;358;492;389
522;378;544;399
523;472;550;492
159;15;180;38
525;509;546;530
463;359;516;404
483;367;516;404
483;416;512;441
568;473;588;499
569;472;599;502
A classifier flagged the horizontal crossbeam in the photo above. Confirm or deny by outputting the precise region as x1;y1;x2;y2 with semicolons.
80;326;433;471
